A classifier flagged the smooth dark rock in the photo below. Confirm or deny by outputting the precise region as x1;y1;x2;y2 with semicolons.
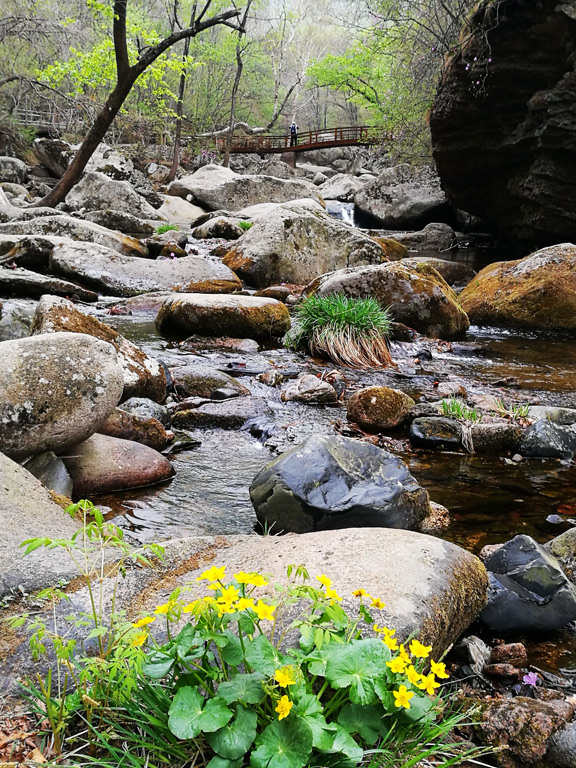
519;419;576;459
250;434;431;533
118;397;171;428
23;451;73;497
172;396;273;430
409;417;462;449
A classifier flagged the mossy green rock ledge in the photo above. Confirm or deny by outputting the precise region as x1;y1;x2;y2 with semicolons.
156;293;291;340
459;243;576;330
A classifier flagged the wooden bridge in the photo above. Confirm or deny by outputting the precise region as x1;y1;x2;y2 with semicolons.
214;125;391;154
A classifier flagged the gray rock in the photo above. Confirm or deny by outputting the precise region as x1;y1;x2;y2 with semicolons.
250;434;432;533
0;298;36;341
469;423;524;453
545;528;576;584
172;396;273;430
84;209;156;236
0;266;98;302
192;216;245;239
318;173;365;201
0;156;28;184
156;294;290;340
33;137;74;177
403;256;476;287
223;203;383;288
167;164;323;211
95;155;162;208
0;332;124;460
410;417;463;449
66;171;162;220
527;406;576;426
171;363;251;399
119;397;171;428
548;722;576;768
23;451;73;497
519;419;576;459
281;374;338;403
50;241;241;297
394;223;455;252
354;165;449;228
60;433;175;495
0;452;80;597
480;534;576;633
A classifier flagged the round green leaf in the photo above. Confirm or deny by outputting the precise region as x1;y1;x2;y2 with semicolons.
218;672;265;705
168;687;232;740
244;634;287;675
338;703;383;745
206;705;258;759
251;717;313;768
207;757;242;768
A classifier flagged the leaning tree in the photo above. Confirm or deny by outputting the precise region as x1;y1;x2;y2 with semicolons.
35;0;245;208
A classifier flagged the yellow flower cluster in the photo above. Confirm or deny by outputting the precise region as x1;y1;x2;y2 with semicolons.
380;634;449;708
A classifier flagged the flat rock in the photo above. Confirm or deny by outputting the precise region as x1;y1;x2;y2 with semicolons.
156;195;207;223
50;241;241;297
410;417;463;449
156;293;290;340
0;266;98;302
394;223;455;252
60;433;175;495
171;362;251;399
403;256;476;287
119;397;171;428
172;396;272;430
0;332;124;460
31;295;166;401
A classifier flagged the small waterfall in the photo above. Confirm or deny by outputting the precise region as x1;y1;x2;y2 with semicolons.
325;200;357;227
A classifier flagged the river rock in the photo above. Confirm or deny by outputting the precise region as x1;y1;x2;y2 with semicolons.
318;173;365;201
469;423;524;453
250;434;432;533
429;0;576;250
171;363;251;399
527;406;576;426
354;165;449;228
66;171;162;220
0;214;148;257
172;396;272;430
0;157;27;184
459;244;576;330
157;195;206;223
156;294;290;340
23;451;73;497
545;528;576;585
370;236;408;260
60;433;175;495
31;295;166;401
394;223;455;251
0;452;81;597
347;386;415;431
281;374;338;404
167;164;323;211
548;722;576;768
50;241;241;297
223;203;383;288
118;397;171;428
192;216;244;239
307;261;470;339
0;332;124;460
0;266;98;302
84;209;156;236
519;419;576;459
95;152;162;209
410;417;463;449
33;137;74;177
0;299;35;341
480;534;576;633
403;256;476;287
98;408;172;452
0;235;71;269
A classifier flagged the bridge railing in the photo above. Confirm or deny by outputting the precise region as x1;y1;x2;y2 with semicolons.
214;125;392;154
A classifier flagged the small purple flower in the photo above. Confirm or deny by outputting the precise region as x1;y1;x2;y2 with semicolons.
522;671;538;687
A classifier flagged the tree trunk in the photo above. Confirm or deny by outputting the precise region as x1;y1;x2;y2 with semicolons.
167;19;192;184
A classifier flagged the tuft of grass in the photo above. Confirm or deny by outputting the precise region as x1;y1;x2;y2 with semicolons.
286;294;393;369
238;220;254;231
441;397;482;423
154;223;180;234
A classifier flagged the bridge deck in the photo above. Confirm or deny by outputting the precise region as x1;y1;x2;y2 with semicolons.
214;126;391;154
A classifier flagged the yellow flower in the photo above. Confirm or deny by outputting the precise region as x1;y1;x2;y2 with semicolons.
254;600;276;621
199;565;226;582
371;597;386;610
182;600;199;613
132;616;155;628
154;600;176;615
387;656;407;674
325;587;342;602
234;570;268;586
202;595;216;604
393;684;414;709
418;673;441;696
430;659;450;679
316;574;332;588
131;632;148;647
383;627;395;638
383;635;398;651
234;571;253;583
219;585;240;603
406;665;421;686
274;666;297;687
352;588;370;598
398;644;411;664
216;601;236;616
235;597;255;612
410;639;432;659
275;695;293;720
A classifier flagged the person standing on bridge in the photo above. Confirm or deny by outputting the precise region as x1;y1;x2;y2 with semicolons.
290;121;298;147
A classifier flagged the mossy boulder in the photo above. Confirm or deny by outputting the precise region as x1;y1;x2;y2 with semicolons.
347;386;415;431
156;293;291;340
459;243;576;329
306;261;469;339
370;236;408;260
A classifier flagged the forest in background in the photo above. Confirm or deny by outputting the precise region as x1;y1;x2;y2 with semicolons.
0;0;476;162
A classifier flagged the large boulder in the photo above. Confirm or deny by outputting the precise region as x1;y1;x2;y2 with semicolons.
402;256;476;287
50;241;241;297
480;534;576;633
459;244;576;329
430;0;576;249
33;137;74;177
171;362;251;399
65;171;162;220
0;266;98;302
156;294;291;340
354;165;449;228
519;419;576;459
0;332;124;459
318;173;365;201
347;386;415;431
0;452;81;597
167;164;324;211
250;434;432;533
31;295;167;402
60;433;175;495
0;214;148;257
306;261;470;339
0;157;27;184
223;203;384;288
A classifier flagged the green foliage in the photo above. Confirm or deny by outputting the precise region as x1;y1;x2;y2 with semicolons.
441;397;482;423
493;398;531;421
154;223;180;234
286;294;394;369
238;220;254;231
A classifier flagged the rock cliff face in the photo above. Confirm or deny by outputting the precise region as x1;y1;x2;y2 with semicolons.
430;0;576;250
